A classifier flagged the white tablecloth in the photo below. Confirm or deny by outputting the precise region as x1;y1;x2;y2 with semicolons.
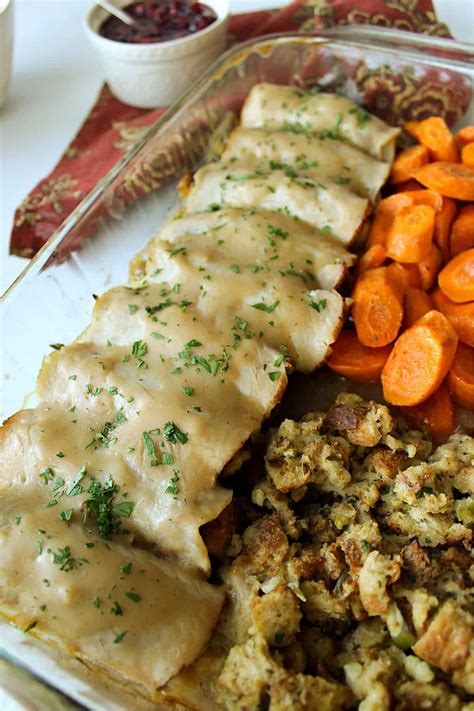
1;0;473;293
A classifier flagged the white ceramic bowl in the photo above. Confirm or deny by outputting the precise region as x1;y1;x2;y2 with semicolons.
85;0;229;108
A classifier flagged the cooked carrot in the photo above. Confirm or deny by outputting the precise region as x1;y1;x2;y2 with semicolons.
355;244;386;277
352;267;403;347
461;142;474;166
404;120;422;141
393;179;422;193
431;287;474;347
366;193;413;248
456;126;474;146
412;162;474;201
400;383;455;440
386;203;435;262
387;262;421;296
418;243;443;291
450;205;474;256
381;310;458;406
367;191;440;249
406;189;443;213
434;197;457;260
327;330;392;382
438;248;474;303
404;288;433;328
390;145;430;184
418;117;460;162
447;342;474;409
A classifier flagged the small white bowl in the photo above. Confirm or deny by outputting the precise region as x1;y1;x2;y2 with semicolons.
85;0;229;108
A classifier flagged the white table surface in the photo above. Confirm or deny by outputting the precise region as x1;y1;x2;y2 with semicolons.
0;0;473;295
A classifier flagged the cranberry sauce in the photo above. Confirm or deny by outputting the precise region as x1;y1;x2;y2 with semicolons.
99;1;218;44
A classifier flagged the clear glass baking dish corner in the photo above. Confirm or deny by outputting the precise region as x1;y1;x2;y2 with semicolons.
0;26;473;709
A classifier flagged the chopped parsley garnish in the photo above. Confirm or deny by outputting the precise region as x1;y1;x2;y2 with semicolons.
128;304;138;314
93;596;101;609
163;422;188;445
111;601;123;616
335;176;351;185
82;476;134;539
39;467;54;485
113;630;127;644
121;563;132;575
268;371;281;382
49;343;64;351
168;246;187;257
125;591;141;603
251;300;280;313
55;451;65;458
183;386;194;396
66;465;86;496
59;509;73;522
24;621;37;633
14;516;22;525
131;339;148;368
48;545;88;572
308;296;327;313
165;470;180;497
268;224;288;240
230;264;240;273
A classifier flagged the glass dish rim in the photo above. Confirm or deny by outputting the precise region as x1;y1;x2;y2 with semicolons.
2;26;473;303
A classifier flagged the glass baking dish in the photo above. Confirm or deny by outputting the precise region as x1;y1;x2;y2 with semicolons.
0;27;473;709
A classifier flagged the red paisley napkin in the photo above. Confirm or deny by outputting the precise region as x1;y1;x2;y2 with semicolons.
11;0;453;258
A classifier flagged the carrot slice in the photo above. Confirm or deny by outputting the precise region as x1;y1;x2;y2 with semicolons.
450;205;474;256
387;262;421;296
381;310;458;406
418;243;443;291
390;145;430;184
418;117;460;162
355;244;386;277
434;197;457;260
400;383;455;440
386;203;435;262
352;267;403;348
412;162;474;201
431;287;474;347
438;248;474;303
447;342;474;409
327;330;392;383
404;288;433;328
367;193;413;248
404;121;422;141
461;142;474;166
457;126;474;146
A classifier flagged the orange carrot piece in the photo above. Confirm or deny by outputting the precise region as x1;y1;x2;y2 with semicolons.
431;287;474;348
393;179;422;193
434;197;457;260
366;193;413;248
447;342;474;409
461;142;474;166
387;262;421;296
418;117;460;162
456;126;474;146
404;121;422;141
355;244;386;277
386;203;435;263
438;248;474;303
401;383;455;440
390;145;430;184
352;267;403;348
450;204;474;256
412;162;474;201
327;330;392;383
418;243;443;291
404;288;433;328
381;310;458;406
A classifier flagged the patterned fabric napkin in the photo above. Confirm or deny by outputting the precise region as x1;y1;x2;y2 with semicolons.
10;0;452;258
